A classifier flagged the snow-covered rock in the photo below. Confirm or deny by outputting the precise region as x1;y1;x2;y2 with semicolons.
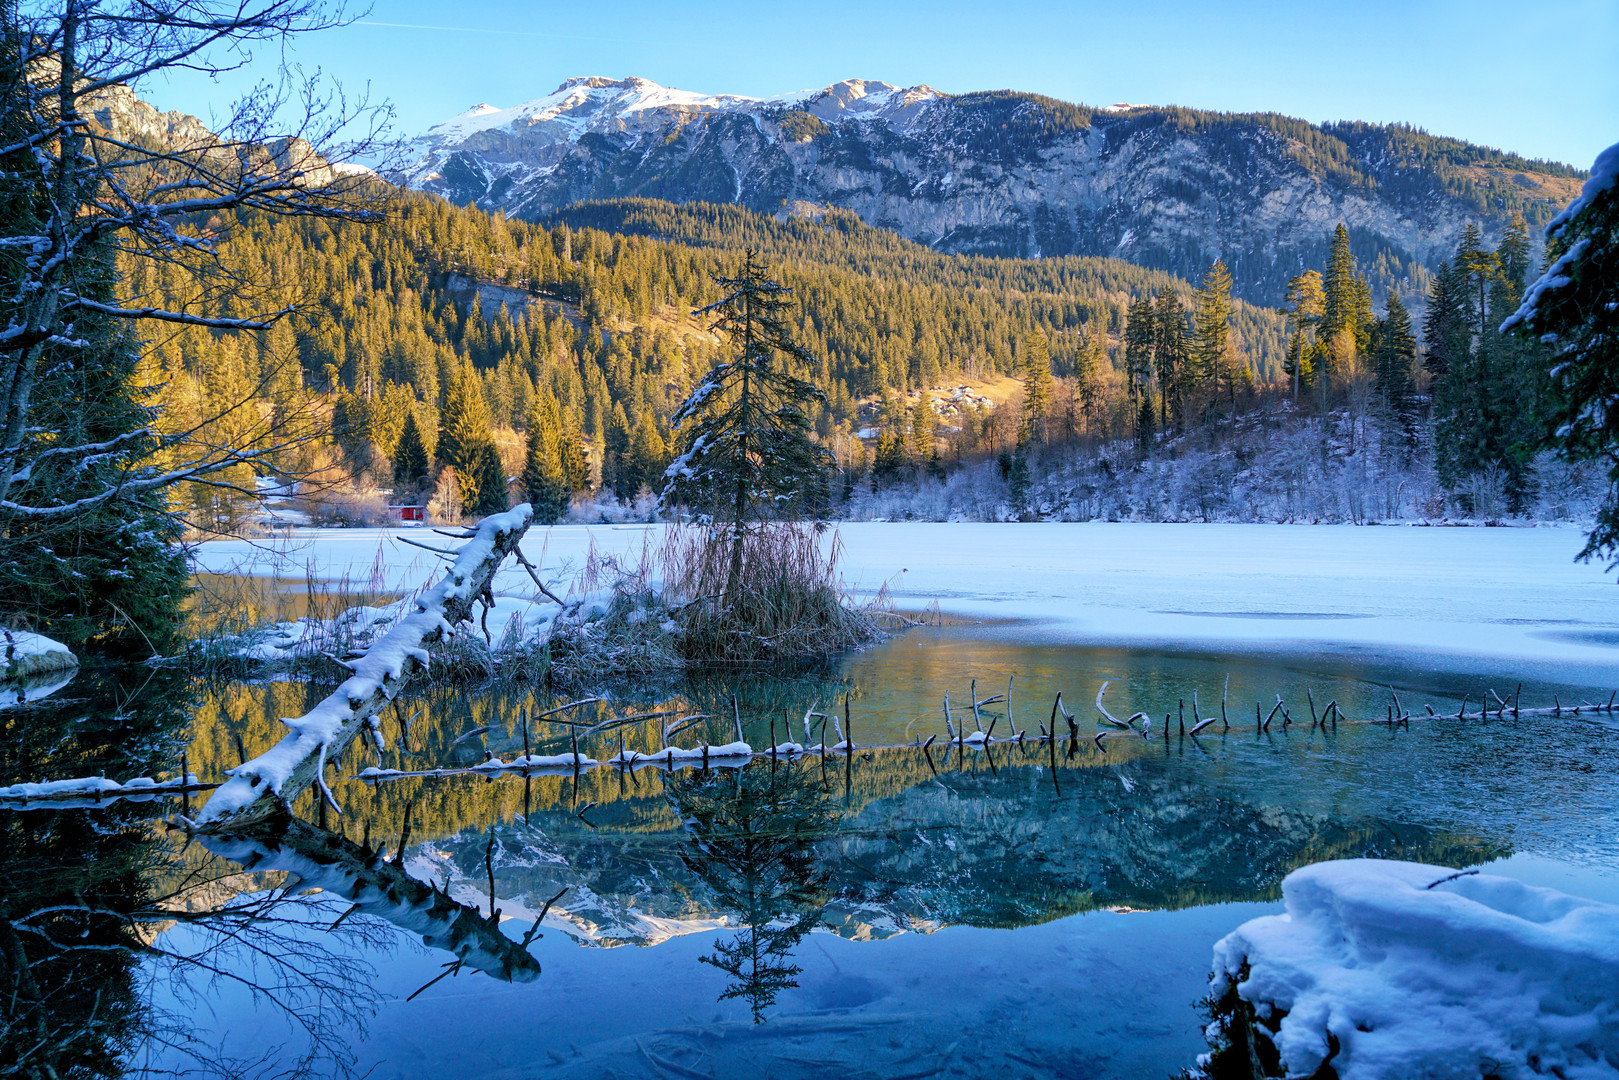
1206;859;1619;1080
1;628;77;676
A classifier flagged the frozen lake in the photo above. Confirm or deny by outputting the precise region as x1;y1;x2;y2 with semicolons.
197;520;1619;685
6;520;1615;1079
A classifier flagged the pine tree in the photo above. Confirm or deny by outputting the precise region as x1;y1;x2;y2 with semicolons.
1496;213;1532;306
1193;260;1236;408
468;442;509;516
1320;224;1374;389
871;428;905;486
602;401;631;495
1123;296;1156;434
1151;287;1185;430
392;411;430;491
558;409;591;493
437;358;494;476
1283;270;1325;400
1374;293;1419;456
1074;320;1105;439
662;250;833;594
1504;141;1619;559
909;401;938;464
1019;333;1054;446
624;410;668;497
1431;223;1542;509
1423;261;1470;378
1454;222;1499;342
522;396;568;523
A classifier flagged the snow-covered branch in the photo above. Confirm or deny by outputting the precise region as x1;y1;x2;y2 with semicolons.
193;504;536;830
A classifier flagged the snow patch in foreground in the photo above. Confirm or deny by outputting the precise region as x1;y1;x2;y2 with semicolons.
1;628;76;675
1207;859;1619;1080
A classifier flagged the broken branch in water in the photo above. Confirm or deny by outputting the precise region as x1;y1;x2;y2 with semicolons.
1096;682;1131;728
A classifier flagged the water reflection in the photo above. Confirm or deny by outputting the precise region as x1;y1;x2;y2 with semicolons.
668;764;839;1021
2;630;1615;1078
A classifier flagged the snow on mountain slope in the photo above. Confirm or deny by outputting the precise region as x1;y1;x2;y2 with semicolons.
395;75;1583;305
398;76;945;201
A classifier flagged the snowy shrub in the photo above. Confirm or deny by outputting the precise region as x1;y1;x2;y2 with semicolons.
846;403;1605;528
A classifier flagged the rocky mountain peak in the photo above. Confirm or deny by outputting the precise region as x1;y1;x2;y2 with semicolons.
398;76;1584;305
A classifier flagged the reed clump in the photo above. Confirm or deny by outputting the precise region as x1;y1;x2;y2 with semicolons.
548;522;884;679
666;523;882;668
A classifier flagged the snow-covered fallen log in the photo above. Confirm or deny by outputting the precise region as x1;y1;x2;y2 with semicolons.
201;813;540;983
195;505;534;830
1198;859;1619;1080
0;772;209;807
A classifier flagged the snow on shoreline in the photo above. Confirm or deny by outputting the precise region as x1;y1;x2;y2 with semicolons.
2;629;76;676
191;521;1619;685
1206;859;1619;1080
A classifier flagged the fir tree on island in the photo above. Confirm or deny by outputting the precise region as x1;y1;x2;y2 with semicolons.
662;250;835;597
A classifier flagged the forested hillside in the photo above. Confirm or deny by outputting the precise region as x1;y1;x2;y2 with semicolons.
133;189;1290;523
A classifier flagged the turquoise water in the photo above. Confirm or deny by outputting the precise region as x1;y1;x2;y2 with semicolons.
5;630;1617;1079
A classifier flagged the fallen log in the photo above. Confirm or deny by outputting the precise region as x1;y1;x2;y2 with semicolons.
194;504;535;831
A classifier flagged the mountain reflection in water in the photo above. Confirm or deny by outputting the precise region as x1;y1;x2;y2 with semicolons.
3;634;1615;1079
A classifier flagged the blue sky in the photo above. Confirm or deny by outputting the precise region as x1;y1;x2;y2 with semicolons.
147;0;1617;168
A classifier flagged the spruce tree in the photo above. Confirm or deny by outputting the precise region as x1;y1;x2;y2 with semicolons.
625;410;668;497
1151;287;1184;430
662;250;834;594
392;411;430;492
1074;321;1105;439
1503;141;1619;559
1431;223;1544;510
602;402;631;496
1374;294;1419;457
468;442;509;516
910;401;938;464
437;359;494;476
558;409;591;493
1281;270;1325;403
1019;333;1054;446
1423;261;1470;379
522;396;568;523
871;429;905;486
1319;224;1374;387
1123;296;1156;434
1193;260;1236;407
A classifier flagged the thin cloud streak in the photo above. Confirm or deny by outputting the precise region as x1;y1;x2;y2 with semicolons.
355;20;658;44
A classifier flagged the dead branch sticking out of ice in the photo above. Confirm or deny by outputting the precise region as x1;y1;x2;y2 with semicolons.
194;504;534;830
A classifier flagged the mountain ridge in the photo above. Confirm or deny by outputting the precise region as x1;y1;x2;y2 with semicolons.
397;75;1586;305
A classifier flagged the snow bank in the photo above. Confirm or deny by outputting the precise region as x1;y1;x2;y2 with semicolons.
1207;859;1619;1080
1;628;76;676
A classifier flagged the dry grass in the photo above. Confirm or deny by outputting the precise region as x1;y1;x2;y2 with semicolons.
663;523;882;669
547;522;886;681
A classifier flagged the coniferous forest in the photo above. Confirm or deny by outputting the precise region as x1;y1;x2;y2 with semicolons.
130;182;1587;538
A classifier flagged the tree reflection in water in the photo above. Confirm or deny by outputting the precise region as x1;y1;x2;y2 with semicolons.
0;666;524;1080
667;760;840;1022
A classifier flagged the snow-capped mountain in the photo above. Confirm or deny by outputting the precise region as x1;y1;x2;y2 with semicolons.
398;76;1584;304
